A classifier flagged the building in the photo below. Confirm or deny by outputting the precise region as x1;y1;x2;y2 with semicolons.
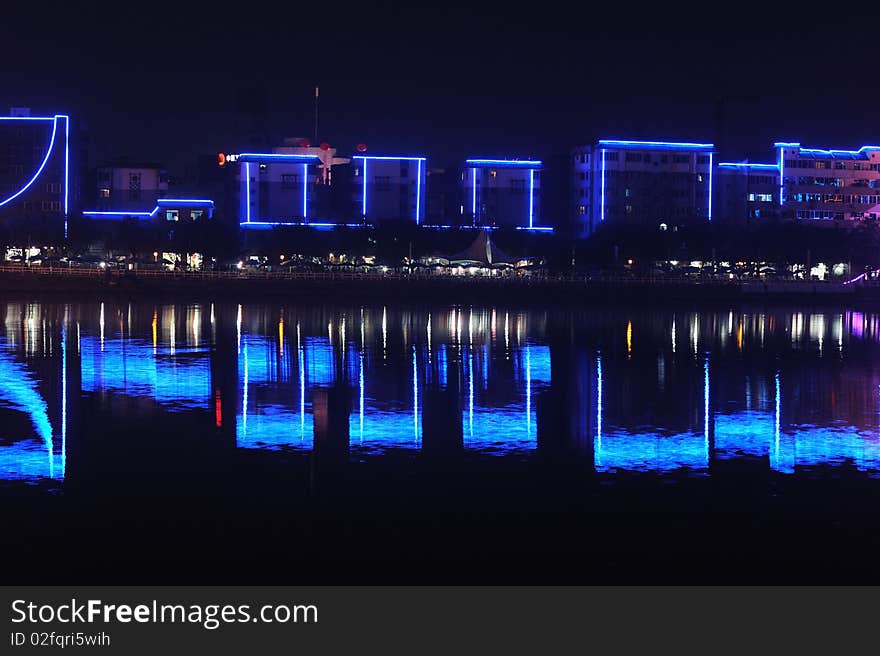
582;140;715;237
777;143;880;222
0;108;71;240
224;139;354;229
93;160;169;212
351;155;426;224
461;159;544;230
570;146;592;235
715;162;779;223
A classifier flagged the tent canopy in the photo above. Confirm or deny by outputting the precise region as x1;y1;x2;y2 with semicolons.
449;230;518;266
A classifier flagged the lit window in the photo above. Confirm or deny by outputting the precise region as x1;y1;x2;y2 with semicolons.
99;188;110;198
165;210;179;222
191;210;204;220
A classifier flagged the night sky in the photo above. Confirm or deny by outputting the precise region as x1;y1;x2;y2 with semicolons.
4;1;879;175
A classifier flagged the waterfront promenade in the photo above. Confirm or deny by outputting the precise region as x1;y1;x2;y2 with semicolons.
0;264;870;303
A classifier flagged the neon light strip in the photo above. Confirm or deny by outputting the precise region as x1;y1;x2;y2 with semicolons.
778;147;784;206
63;115;69;223
515;226;554;232
466;159;542;166
156;198;214;205
352;156;427;161
238;153;319;162
302;163;308;219
472;167;477;221
239;221;370;227
0;117;59;208
600;148;606;222
707;152;713;222
362;158;367;217
717;162;779;170
245;162;251;222
598;139;713;150
528;169;534;228
416;159;421;224
84;199;215;219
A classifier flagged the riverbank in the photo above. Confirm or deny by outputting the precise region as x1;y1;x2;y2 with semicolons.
0;264;874;305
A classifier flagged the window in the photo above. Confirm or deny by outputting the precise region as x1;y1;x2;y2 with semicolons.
165;210;179;221
578;205;586;215
45;182;61;194
510;179;525;193
673;155;689;164
490;170;497;178
375;176;391;191
129;173;141;202
191;210;204;221
625;153;642;163
697;155;710;164
281;174;299;189
259;163;268;173
99;188;110;198
606;152;619;161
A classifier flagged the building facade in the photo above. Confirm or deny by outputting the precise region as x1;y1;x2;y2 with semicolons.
351;155;426;224
715;162;779;223
777;143;880;222
0;108;71;239
93;161;169;213
461;159;542;229
584;140;714;237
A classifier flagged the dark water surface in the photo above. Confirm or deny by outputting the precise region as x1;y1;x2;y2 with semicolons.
3;296;880;583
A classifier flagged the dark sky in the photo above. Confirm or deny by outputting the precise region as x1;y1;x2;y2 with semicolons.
3;1;879;175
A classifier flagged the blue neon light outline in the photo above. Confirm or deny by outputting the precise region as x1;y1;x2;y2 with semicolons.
83;198;215;219
778;146;785;206
465;158;542;168
707;152;713;222
362;158;367;217
64;115;69;235
351;155;427;161
529;169;534;228
472;167;477;221
0;116;54;121
598;139;714;151
515;226;554;232
245;162;251;222
717;162;779;170
239;221;371;229
0;116;60;209
238;153;321;162
302;163;308;219
600;149;606;222
416;159;421;225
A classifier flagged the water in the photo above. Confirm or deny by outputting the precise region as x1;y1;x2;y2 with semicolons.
4;297;880;582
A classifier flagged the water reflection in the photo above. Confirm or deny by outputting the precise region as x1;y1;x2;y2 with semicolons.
3;300;880;485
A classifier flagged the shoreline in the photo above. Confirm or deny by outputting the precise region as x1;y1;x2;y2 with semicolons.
0;265;875;306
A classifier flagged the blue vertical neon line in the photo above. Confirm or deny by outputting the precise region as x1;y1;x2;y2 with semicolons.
778;147;785;206
415;159;421;224
63;116;69;237
468;347;474;440
245;162;251;222
529;169;534;228
471;167;477;221
600;149;607;222
362;159;367;217
707;152;713;221
242;342;248;436
302;163;308;219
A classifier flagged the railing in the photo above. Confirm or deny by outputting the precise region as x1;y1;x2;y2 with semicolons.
0;263;854;290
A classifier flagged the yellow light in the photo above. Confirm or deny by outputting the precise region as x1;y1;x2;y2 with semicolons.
626;320;632;357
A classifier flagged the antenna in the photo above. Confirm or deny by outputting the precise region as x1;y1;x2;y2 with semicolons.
314;85;319;145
